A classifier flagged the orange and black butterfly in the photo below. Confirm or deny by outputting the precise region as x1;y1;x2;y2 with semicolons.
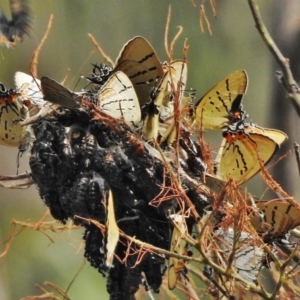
193;70;287;185
215;122;287;185
0;0;31;47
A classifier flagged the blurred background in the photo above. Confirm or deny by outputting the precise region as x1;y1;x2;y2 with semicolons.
0;1;300;299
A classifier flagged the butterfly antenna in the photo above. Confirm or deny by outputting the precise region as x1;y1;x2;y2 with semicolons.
294;143;300;176
73;74;83;91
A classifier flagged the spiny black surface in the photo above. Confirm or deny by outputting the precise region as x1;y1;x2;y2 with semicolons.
29;103;208;299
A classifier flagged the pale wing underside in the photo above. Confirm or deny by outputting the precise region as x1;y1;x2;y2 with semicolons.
14;72;44;106
155;60;187;109
106;189;119;268
114;36;164;105
217;133;278;185
98;71;141;123
41;77;79;108
0;94;26;147
195;70;248;129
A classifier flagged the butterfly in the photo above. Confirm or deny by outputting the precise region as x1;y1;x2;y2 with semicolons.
97;71;141;123
250;199;300;239
216;123;287;185
0;83;29;147
193;70;248;129
42;72;141;124
142;60;188;141
114;36;165;106
0;0;31;47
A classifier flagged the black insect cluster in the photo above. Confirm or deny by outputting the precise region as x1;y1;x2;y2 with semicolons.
29;73;209;300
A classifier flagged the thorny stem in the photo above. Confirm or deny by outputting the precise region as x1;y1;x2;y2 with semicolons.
247;0;300;117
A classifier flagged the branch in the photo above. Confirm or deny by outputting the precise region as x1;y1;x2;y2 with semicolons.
248;0;300;117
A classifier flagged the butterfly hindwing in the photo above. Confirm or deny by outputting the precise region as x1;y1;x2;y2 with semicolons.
0;84;27;147
250;200;300;237
98;71;141;123
216;130;279;185
114;36;164;105
194;70;248;129
243;125;287;146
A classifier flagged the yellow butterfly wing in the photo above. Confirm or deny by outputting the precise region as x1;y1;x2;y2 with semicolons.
194;70;248;129
142;61;187;141
98;71;141;123
217;131;279;185
250;200;300;237
114;36;164;105
168;214;187;290
243;124;287;146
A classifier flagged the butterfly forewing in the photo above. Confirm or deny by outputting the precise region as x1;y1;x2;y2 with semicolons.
98;71;141;123
14;72;44;106
41;77;79;108
194;70;248;129
114;36;164;105
217;131;278;185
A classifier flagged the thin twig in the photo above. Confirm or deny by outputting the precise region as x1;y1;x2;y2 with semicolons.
164;5;171;58
248;0;300;117
87;33;114;66
30;14;54;77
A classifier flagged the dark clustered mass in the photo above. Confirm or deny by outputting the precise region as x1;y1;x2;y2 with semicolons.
29;99;209;299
